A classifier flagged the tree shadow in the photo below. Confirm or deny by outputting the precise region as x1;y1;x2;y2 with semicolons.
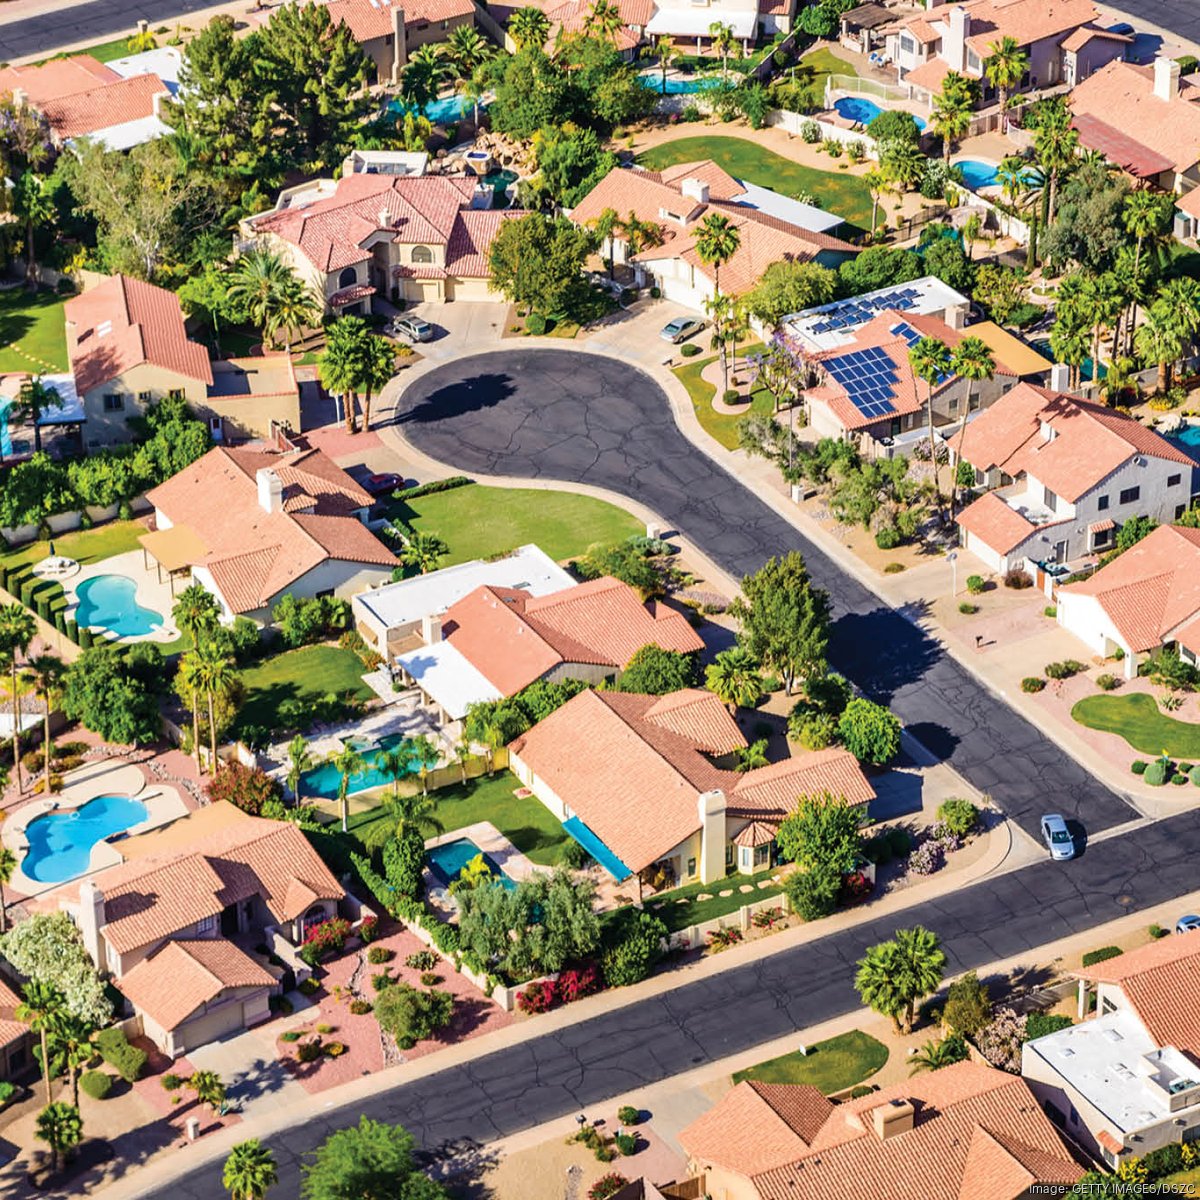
393;374;517;427
426;1137;499;1200
904;722;960;764
829;608;943;706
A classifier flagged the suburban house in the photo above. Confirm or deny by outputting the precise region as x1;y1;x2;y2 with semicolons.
44;803;348;1056
1068;58;1200;214
679;1060;1083;1200
238;173;518;313
643;0;795;45
797;308;1028;455
1023;933;1200;1165
955;383;1197;574
141;441;396;620
393;573;704;723
570;161;854;310
0;49;180;150
0;978;33;1082
508;687;874;885
495;0;653;56
321;0;476;85
1055;524;1200;676
887;0;1126;109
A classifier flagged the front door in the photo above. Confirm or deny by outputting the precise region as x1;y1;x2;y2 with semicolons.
1052;540;1068;564
220;904;239;937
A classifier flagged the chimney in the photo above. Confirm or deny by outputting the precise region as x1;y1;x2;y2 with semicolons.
256;467;283;514
421;612;442;644
697;789;727;884
77;881;106;972
392;4;407;79
1154;56;1181;101
152;89;170;120
680;177;710;207
1050;363;1071;393
945;5;970;72
378;208;392;229
872;1099;915;1140
11;87;26;109
944;303;966;331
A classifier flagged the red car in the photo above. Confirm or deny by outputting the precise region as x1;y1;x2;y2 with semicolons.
363;472;405;495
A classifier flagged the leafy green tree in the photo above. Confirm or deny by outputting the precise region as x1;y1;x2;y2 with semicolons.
734;738;769;772
921;235;975;293
775;792;864;875
0;912;112;1027
224;1138;279;1200
784;863;841;921
332;744;366;834
1041;154;1127;276
12;171;55;286
35;1101;82;1176
532;125;617;208
971;263;1026;325
855;925;946;1033
18;981;65;1105
489;212;595;321
829;457;917;531
619;644;698;694
744;260;836;328
301;1117;447;1200
577;539;664;598
984;36;1028;126
464;700;528;772
705;647;762;713
729;553;830;695
486;46;574;138
837;245;923;297
866;109;921;146
1113;514;1158;558
837;697;901;765
942;970;991;1036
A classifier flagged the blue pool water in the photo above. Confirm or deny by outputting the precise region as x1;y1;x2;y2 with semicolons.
1169;425;1200;460
23;795;148;883
389;93;477;125
426;838;515;891
640;71;722;95
74;574;163;639
299;733;420;800
956;160;1002;190
834;96;926;130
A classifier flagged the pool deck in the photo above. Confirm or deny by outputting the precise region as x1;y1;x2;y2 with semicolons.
2;760;189;897
64;548;182;645
423;821;541;916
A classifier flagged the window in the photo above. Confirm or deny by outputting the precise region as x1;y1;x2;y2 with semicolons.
1169;473;1182;487
948;397;959;414
900;33;915;53
1043;486;1058;511
1092;527;1113;549
725;842;735;867
103;394;124;412
687;857;697;877
1178;504;1188;520
966;49;981;72
1097;494;1109;511
168;389;185;401
1119;486;1140;505
411;245;434;264
196;914;217;935
338;266;358;288
753;844;770;868
137;390;152;403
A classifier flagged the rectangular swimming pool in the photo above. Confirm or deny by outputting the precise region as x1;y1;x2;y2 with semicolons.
426;838;515;891
299;733;420;799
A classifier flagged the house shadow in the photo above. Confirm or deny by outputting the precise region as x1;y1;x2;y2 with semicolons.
392;373;517;427
868;768;925;822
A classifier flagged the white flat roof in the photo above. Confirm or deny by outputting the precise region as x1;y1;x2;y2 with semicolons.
106;46;183;87
72;114;172;152
1026;1009;1200;1135
355;543;574;632
782;274;970;352
734;179;844;234
646;6;757;37
396;640;502;721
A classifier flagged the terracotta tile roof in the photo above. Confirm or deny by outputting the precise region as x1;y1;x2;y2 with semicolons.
0;976;30;1049
1178;188;1200;220
328;282;376;307
65;274;212;395
325;0;400;40
1071;113;1176;178
544;0;646;49
39;73;167;139
145;445;392;613
656;160;744;201
117;939;274;1031
957;490;1043;556
731;747;876;817
442;576;704;696
643;688;743;751
1069;60;1200;174
680;1080;834;1175
960;0;1100;57
1089;518;1115;533
0;54;118;106
1175;615;1200;657
248;174;478;274
1097;1129;1124;1155
404;0;477;21
957;382;1193;501
1061;25;1130;52
732;819;778;847
906;17;939;43
446;208;520;278
903;56;953;94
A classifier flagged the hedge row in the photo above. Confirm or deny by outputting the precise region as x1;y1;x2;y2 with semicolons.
393;476;471;501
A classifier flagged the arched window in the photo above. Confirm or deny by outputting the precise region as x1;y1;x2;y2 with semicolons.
338;266;357;288
411;245;434;264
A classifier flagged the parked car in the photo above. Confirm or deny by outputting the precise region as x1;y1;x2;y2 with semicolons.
363;472;404;495
1039;814;1075;861
1106;21;1134;35
1176;915;1200;934
388;316;434;343
660;316;706;343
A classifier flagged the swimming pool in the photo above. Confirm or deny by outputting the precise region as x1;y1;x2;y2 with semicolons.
1169;425;1200;459
833;96;926;130
639;71;722;95
955;160;1003;190
74;574;164;639
426;837;515;891
23;795;148;883
299;733;421;799
388;93;477;125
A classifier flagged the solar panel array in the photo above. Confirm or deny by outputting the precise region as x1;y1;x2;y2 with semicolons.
822;345;901;420
808;287;922;335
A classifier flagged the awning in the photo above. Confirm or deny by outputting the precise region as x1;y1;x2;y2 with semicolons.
395;640;502;721
139;524;209;572
1089;519;1116;534
1071;114;1175;180
966;321;1053;378
563;816;632;881
328;283;376;307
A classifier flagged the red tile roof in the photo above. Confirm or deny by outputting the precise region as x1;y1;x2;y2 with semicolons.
39;72;166;139
0;54;117;106
446;208;519;278
956;490;1045;556
65;274;212;395
959;0;1100;56
117;939;275;1031
0;976;29;1050
323;0;476;43
1060;525;1200;653
1071;113;1176;179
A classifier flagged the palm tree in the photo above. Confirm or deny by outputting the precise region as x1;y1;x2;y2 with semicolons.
452;739;471;784
1122;191;1173;353
0;846;15;934
948;337;994;514
1081;272;1124;385
410;733;440;797
584;0;624;43
621;211;664;257
225;249;296;347
362;785;445;851
908;337;953;512
15;377;60;454
591;207;621;279
704;291;736;398
909;1035;967;1074
1050;305;1091;391
1157;276;1200;377
642;34;679;95
194;641;237;776
12;171;55;286
172;583;221;649
264;273;321;356
1136;301;1186;394
733;737;769;773
34;1101;82;1177
452;852;493;891
286;734;312;806
855;925;946;1034
863;169;886;234
705;647;762;714
391;529;450;574
354;332;395;434
464;707;507;775
461;72;487;130
880;140;926;194
0;603;37;794
1098;355;1139;407
319;317;365;434
1032;100;1078;228
403;46;451;110
24;653;64;798
708;21;736;75
931;72;976;164
18;981;65;1106
224;1139;278;1200
178;651;205;772
127;26;158;51
188;1070;227;1114
47;1012;94;1109
984;36;1028;127
447;25;492;77
509;5;550;49
332;744;366;833
379;746;411;802
694;213;740;298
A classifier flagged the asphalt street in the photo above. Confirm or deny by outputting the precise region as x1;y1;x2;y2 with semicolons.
130;349;1176;1199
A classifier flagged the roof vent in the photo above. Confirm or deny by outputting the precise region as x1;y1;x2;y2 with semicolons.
96;320;112;338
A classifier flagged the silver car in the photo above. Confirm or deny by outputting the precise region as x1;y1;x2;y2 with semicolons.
389;316;434;343
1040;814;1075;861
1176;915;1200;934
660;316;706;343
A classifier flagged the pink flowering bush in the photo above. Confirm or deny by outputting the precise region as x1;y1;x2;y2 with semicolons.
976;1007;1028;1072
516;980;557;1014
299;917;352;966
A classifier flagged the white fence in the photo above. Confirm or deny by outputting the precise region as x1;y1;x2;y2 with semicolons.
825;73;913;105
668;891;790;952
767;109;880;159
1;496;152;547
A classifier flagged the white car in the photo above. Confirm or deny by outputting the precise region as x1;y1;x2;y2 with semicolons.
1039;814;1075;861
660;316;706;344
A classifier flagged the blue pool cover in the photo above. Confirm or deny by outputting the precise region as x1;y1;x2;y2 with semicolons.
563;817;632;881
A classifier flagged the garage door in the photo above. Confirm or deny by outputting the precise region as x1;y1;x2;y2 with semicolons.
177;1001;246;1054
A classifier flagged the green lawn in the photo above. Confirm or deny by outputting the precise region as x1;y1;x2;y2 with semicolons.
393;483;643;566
0;289;69;373
785;46;862;109
673;343;777;451
733;1030;889;1094
236;646;375;734
636;135;874;230
647;865;785;932
1071;692;1200;758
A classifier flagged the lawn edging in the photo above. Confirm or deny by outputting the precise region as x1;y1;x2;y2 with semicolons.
1072;692;1200;758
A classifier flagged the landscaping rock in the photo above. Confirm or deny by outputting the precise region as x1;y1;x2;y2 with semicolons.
738;884;754;893
718;889;733;898
697;893;713;901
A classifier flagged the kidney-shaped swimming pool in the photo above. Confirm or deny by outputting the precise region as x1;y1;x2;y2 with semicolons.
23;795;148;883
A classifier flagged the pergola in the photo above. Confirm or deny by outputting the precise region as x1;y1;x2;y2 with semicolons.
138;525;208;597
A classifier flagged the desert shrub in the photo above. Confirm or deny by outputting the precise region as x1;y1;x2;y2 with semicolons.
1025;1012;1073;1040
1173;774;1190;786
295;1039;323;1063
613;1131;637;1156
958;602;978;615
1081;946;1122;968
848;1084;874;1098
908;839;943;875
1131;760;1148;775
1097;674;1120;690
936;798;979;838
976;1007;1027;1072
420;971;441;986
1043;605;1057;618
1144;760;1168;786
80;1070;112;1100
617;1105;641;1125
886;827;912;857
966;575;984;594
367;946;392;965
298;977;320;996
324;1041;347;1057
358;915;379;943
874;526;901;550
1020;677;1045;693
680;343;701;358
589;1174;629;1200
943;970;991;1036
280;1031;301;1043
316;1023;334;1034
517;980;557;1014
1150;923;1169;940
525;312;547;335
94;1028;147;1083
1044;660;1085;680
600;909;668;988
1191;765;1200;787
1004;570;1032;589
801;119;820;142
374;983;454;1049
405;950;438;971
785;865;840;921
371;972;394;992
349;999;373;1015
161;1073;183;1091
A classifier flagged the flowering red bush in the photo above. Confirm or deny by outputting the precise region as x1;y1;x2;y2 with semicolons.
707;928;742;951
204;761;281;815
841;871;873;904
358;915;380;943
589;1174;629;1200
516;980;557;1014
557;964;600;1004
299;917;352;965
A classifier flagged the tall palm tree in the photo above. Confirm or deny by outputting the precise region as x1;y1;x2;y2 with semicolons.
0;846;16;934
509;5;550;49
584;0;624;43
47;1012;94;1109
172;583;221;649
332;744;365;833
1158;276;1200;375
931;71;976;164
908;337;953;512
178;651;205;771
194;641;237;776
1136;301;1186;394
225;250;297;348
453;738;471;784
362;784;445;851
1050;304;1091;391
223;1139;278;1200
12;171;55;286
17;981;65;1106
705;647;762;715
1032;100;1078;229
984;36;1028;127
409;733;440;797
1122;191;1173;354
24;653;64;798
319;317;365;434
621;211;664;257
708;21;736;75
591;207;621;279
447;25;493;77
0;603;37;794
355;331;396;434
1081;272;1124;386
855;925;946;1034
642;34;679;95
863;169;886;234
704;291;736;397
694;213;740;297
34;1101;81;1177
402;46;450;112
378;746;412;802
286;734;312;806
461;72;487;130
15;377;60;455
264;273;321;356
948;336;994;514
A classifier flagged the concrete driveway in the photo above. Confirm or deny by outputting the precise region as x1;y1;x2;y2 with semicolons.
397;301;509;365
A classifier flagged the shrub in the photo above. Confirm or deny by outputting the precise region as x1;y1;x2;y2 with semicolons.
405;950;438;971
94;1028;147;1083
958;602;978;615
1150;923;1169;940
801;119;820;143
884;562;905;574
1097;673;1120;691
561;838;590;869
617;1105;641;1125
298;977;320;996
295;1039;323;1063
936;798;979;838
558;964;600;1004
368;946;392;964
358;915;379;943
80;1070;113;1100
1081;946;1122;968
908;839;943;875
797;711;837;750
874;525;901;550
371;972;394;992
1003;570;1032;589
525;312;547;335
160;1073;183;1091
299;916;352;965
785;865;840;921
374;983;454;1049
204;760;281;815
966;575;985;594
837;697;901;765
848;1084;875;1099
280;1031;301;1043
976;1006;1027;1072
349;998;372;1015
1173;774;1189;786
517;980;557;1014
1044;659;1085;680
0;1080;15;1106
316;1023;335;1035
943;970;991;1036
601;909;668;987
1025;1012;1073;1040
613;1131;637;1156
324;1041;347;1057
886;827;912;857
420;971;442;986
1144;760;1168;786
861;832;892;865
1131;760;1148;775
1021;677;1045;693
1191;764;1200;787
680;342;701;358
